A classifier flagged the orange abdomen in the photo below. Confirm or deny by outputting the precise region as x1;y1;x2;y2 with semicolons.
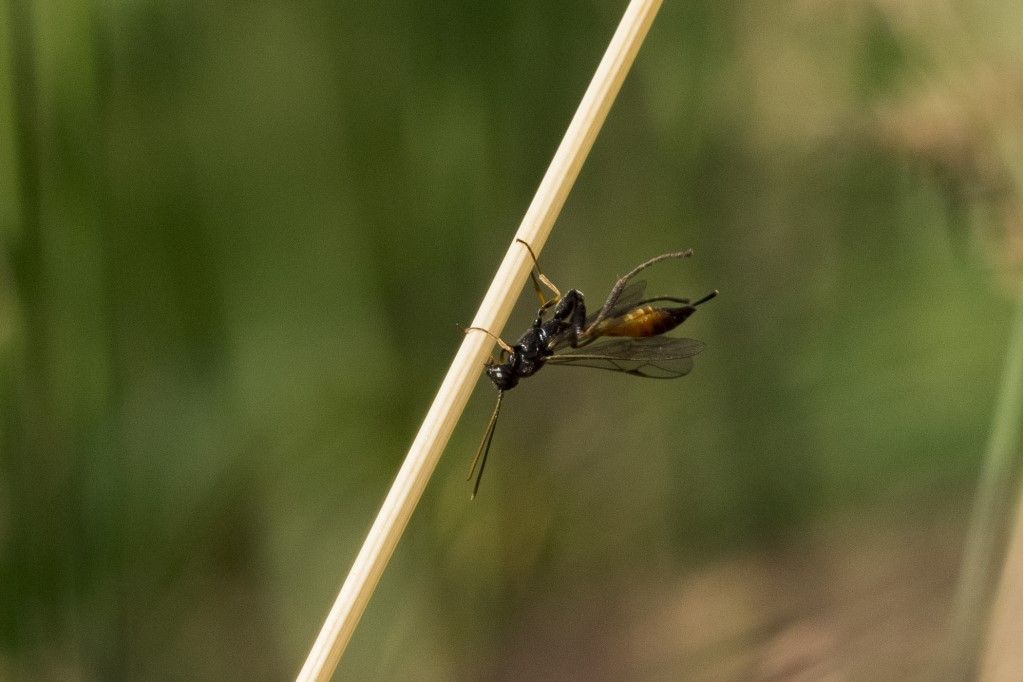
593;305;691;337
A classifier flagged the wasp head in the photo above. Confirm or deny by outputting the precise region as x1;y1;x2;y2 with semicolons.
485;359;519;391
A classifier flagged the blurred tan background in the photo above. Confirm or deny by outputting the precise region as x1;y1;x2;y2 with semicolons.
1;1;1020;679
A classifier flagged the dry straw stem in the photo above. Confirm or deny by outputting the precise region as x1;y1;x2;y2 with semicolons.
296;1;664;679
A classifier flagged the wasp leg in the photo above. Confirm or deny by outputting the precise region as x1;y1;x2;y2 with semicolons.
464;326;515;356
515;238;562;311
550;289;588;347
584;249;694;336
529;271;558;314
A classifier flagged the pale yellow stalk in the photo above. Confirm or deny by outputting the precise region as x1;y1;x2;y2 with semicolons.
296;2;665;679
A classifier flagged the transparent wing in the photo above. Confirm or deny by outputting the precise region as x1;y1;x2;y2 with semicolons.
546;281;651;352
545;336;705;379
583;280;647;328
571;296;696;350
583;249;692;332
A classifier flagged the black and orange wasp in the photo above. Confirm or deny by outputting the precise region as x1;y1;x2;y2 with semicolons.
465;239;717;497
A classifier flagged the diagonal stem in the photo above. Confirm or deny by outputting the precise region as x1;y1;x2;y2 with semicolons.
296;2;665;679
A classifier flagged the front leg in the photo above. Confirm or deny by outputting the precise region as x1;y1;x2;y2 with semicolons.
550;289;587;347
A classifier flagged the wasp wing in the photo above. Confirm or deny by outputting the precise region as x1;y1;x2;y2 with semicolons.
545;336;705;379
582;250;692;333
578;281;693;341
546;281;650;352
583;280;647;328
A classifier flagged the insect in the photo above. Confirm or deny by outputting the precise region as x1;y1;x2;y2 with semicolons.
464;239;717;498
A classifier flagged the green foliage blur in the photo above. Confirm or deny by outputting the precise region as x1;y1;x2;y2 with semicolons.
1;1;1019;679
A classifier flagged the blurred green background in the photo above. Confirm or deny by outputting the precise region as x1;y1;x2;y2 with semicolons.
1;1;1020;679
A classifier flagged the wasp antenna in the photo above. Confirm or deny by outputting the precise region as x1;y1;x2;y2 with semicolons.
693;290;718;306
468;391;504;499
